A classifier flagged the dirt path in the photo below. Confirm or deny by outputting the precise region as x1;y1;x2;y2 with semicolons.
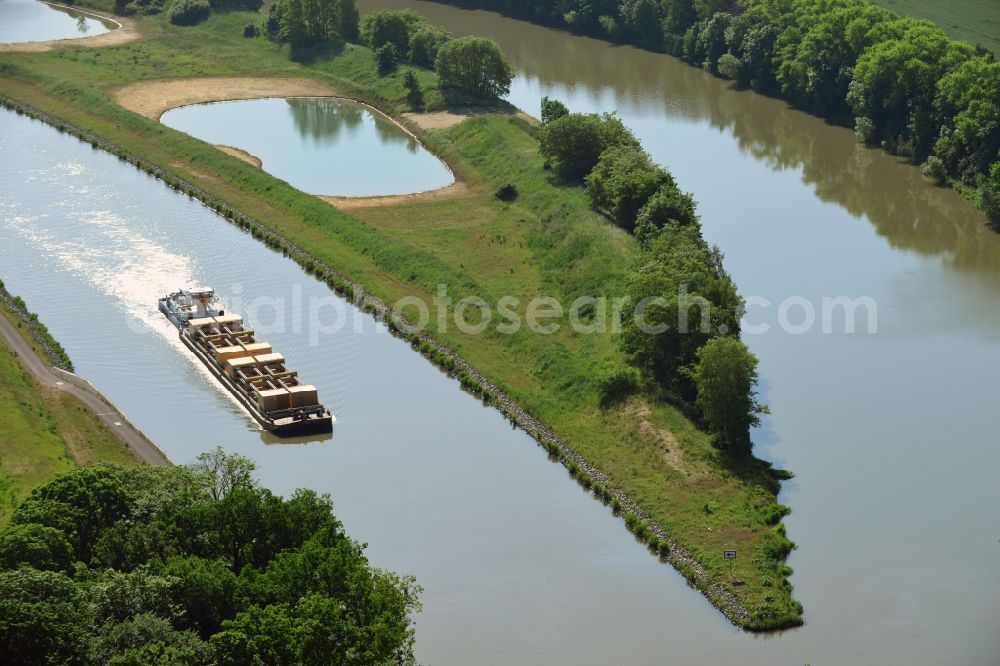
0;5;139;53
0;315;171;466
113;77;341;120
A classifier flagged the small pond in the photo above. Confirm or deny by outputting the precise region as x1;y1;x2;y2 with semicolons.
0;0;115;44
160;97;455;197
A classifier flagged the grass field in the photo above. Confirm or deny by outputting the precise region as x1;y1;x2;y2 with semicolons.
872;0;1000;53
0;303;139;526
0;11;799;628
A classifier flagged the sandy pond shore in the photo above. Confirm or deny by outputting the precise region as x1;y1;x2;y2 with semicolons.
0;4;139;52
114;77;470;207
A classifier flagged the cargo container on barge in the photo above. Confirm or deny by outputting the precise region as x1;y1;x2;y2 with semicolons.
159;287;333;436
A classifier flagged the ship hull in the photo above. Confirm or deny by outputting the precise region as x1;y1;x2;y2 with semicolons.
177;328;333;436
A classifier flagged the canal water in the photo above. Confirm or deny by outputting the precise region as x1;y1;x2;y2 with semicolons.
357;1;1000;664
0;0;114;44
160;98;454;196
2;3;999;663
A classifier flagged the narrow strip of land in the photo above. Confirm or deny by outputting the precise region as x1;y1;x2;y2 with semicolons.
0;312;170;466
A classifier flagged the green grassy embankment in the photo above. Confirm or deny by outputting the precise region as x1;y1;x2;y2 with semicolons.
0;10;799;629
0;297;139;526
871;0;1000;54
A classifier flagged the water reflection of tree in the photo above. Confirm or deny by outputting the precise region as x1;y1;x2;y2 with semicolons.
76;15;90;35
286;99;415;151
449;8;1000;271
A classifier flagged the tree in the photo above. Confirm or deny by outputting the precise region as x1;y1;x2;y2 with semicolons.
539;112;639;182
0;568;90;665
360;9;423;53
692;336;767;452
403;70;424;110
982;162;1000;224
634;184;699;245
0;454;421;666
435;36;514;100
376;43;400;75
161;556;236;637
620;0;664;51
11;465;131;562
0;523;73;572
584;145;673;230
620;225;742;399
848;19;973;159
932;56;1000;185
408;24;450;68
540;96;569;124
190;446;255;501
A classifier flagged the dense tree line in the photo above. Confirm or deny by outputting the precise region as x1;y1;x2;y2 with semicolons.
359;10;512;100
0;449;420;665
432;0;1000;224
540;102;763;451
267;0;359;50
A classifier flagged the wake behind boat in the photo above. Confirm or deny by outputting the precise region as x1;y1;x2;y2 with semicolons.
159;287;333;436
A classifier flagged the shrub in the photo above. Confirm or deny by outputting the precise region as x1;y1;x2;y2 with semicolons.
494;183;518;202
634;184;699;245
402;71;423;110
360;9;423;53
597;365;639;408
376;43;400;75
585;145;672;230
922;156;948;185
717;53;742;81
540;96;569;124
539;112;639;182
436;36;513;100
168;0;210;26
409;25;451;68
243;23;259;38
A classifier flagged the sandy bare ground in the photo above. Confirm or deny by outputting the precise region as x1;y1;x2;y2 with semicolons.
116;77;474;208
113;77;340;120
402;111;469;130
0;5;139;53
318;180;471;210
215;145;262;168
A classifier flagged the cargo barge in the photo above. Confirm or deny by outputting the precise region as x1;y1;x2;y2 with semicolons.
159;287;333;436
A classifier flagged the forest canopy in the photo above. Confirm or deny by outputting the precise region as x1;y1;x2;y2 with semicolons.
0;449;421;666
431;0;1000;224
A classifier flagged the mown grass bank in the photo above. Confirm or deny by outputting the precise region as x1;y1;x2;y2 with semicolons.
0;10;799;629
0;295;139;526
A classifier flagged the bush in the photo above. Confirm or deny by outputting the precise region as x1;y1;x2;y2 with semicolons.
981;162;1000;224
922;156;948;185
243;23;259;38
585;145;672;230
403;71;424;110
717;53;742;81
168;0;210;26
539;112;639;182
436;36;513;100
634;184;699;245
375;43;400;75
494;183;518;202
360;9;423;53
540;96;569;124
597;365;639;408
409;24;451;68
